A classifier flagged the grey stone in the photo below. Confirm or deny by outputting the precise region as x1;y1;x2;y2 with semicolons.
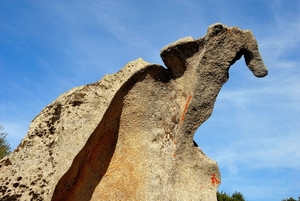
0;23;267;201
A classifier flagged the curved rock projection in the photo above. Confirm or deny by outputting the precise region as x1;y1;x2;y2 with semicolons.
0;23;267;201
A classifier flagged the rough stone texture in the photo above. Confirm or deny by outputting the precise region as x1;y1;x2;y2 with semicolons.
0;23;267;201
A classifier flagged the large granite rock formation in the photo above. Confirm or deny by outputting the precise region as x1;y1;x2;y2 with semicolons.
0;23;267;201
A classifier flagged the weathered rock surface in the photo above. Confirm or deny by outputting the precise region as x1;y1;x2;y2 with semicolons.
0;23;267;201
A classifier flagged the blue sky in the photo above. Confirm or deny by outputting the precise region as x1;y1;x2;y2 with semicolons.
0;1;299;200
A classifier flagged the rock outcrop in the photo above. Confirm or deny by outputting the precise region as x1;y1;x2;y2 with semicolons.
0;23;267;201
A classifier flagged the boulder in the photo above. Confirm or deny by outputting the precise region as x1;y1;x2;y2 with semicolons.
0;23;267;201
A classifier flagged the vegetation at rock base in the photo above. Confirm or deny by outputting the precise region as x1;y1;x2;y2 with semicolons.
217;191;246;201
282;197;300;201
217;191;300;201
0;125;11;159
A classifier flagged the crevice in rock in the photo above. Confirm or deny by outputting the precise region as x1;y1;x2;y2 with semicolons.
51;64;174;201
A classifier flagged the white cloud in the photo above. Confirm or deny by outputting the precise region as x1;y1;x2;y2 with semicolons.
259;5;300;61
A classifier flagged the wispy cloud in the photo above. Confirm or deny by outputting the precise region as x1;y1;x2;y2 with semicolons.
259;3;300;61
